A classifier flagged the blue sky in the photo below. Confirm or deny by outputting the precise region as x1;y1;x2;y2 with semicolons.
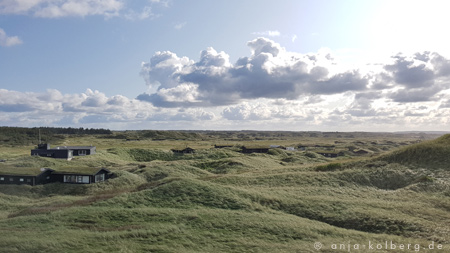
1;0;450;131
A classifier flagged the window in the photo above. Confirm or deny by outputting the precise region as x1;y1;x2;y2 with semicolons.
81;176;89;183
0;177;4;181
64;175;89;184
27;179;31;183
64;175;76;183
19;178;24;182
95;173;105;182
9;178;13;182
78;150;87;156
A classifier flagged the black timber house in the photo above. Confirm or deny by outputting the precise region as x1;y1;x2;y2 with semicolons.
31;144;96;160
316;151;339;158
51;168;110;184
171;147;195;154
0;167;110;186
241;146;270;154
0;167;54;186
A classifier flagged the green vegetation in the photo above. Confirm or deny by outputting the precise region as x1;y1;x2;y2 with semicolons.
0;130;449;252
0;126;111;146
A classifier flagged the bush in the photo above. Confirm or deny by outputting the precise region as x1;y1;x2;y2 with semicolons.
304;152;317;158
315;163;342;172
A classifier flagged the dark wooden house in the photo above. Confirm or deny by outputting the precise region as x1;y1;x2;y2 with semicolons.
31;144;96;160
56;145;96;156
31;143;73;160
51;168;111;184
171;147;195;154
316;151;339;158
0;167;54;186
214;144;234;149
241;146;270;154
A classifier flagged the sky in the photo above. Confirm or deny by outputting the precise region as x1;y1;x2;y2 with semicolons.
1;0;450;131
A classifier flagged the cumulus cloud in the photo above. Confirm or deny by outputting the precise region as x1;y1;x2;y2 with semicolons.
0;28;22;47
222;100;313;121
384;53;435;88
4;36;450;130
0;0;124;18
0;88;216;129
382;52;450;102
139;37;450;114
139;37;372;107
0;0;169;19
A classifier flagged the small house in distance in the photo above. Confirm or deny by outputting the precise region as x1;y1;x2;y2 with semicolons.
0;167;54;186
214;144;234;149
171;147;195;154
51;168;110;184
31;144;96;160
316;151;339;158
59;145;96;156
241;146;270;154
31;144;73;160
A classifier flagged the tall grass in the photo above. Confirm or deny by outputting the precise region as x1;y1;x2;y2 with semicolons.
0;133;449;252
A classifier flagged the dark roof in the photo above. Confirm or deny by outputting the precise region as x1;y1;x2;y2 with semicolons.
0;167;54;176
54;146;95;150
51;167;110;176
242;146;269;149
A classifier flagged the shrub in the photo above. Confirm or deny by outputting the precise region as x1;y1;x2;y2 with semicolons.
304;152;317;158
315;163;342;172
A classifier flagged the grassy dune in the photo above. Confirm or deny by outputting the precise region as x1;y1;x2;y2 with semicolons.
0;131;449;252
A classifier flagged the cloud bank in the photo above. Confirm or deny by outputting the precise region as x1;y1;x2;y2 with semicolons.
139;37;450;108
0;0;168;19
3;37;450;131
0;89;215;129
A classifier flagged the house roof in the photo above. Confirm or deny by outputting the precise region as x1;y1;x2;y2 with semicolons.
242;146;269;149
316;150;339;154
0;167;53;176
54;146;95;150
51;167;110;175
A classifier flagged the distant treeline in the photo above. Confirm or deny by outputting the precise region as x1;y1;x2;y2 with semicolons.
0;126;112;146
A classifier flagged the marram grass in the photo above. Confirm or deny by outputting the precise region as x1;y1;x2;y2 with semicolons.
0;132;449;252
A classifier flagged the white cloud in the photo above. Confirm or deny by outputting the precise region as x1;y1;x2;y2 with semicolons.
0;0;169;19
138;37;370;107
2;86;450;130
131;37;450;130
3;37;450;130
139;38;450;111
124;5;156;20
0;0;124;18
149;0;170;8
174;21;186;30
252;30;281;37
0;28;22;47
0;88;219;129
291;34;297;43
